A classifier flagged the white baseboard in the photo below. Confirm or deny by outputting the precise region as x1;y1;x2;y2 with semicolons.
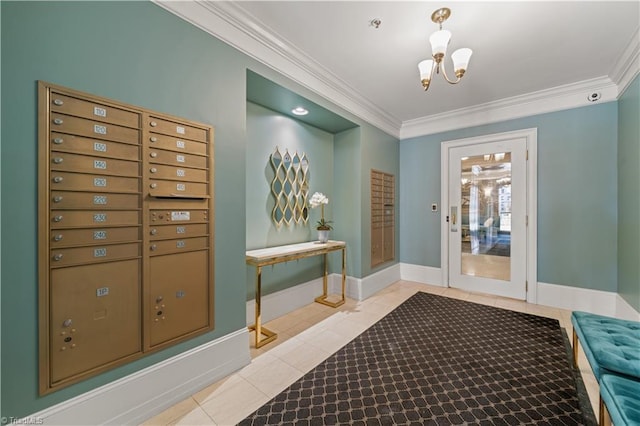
398;263;640;320
400;263;444;286
246;277;325;325
616;294;640;321
29;329;250;425
246;265;401;326
537;281;637;319
358;263;402;300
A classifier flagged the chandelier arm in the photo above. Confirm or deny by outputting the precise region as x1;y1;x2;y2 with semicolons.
439;61;462;85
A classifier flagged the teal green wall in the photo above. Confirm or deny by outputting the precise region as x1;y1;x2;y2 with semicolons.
1;1;250;417
0;1;397;418
245;102;334;297
360;126;401;277
618;75;640;311
400;103;619;292
334;128;363;277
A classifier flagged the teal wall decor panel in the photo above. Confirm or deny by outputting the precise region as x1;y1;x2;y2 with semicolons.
617;75;640;311
1;0;249;418
399;103;619;292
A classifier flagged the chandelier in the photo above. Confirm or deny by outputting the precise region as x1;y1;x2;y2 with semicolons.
418;8;473;91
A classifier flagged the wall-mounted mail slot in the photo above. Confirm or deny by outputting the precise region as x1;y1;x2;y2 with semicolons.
50;92;140;129
148;133;207;155
50;113;139;144
147;116;208;143
148;180;208;198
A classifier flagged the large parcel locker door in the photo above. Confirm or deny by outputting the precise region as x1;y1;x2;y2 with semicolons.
148;250;210;347
49;260;141;384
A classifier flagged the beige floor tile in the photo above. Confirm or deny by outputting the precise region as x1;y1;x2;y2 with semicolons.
299;329;351;354
277;339;333;373
442;287;470;300
494;296;528;312
238;353;305;398
199;376;269;426
466;293;498;306
141;397;199;426
168;406;215;426
145;279;602;425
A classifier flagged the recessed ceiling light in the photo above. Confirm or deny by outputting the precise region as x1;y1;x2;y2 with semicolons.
291;107;309;116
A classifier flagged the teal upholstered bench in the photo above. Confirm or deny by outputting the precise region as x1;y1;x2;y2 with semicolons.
571;311;640;425
571;311;640;380
600;374;640;426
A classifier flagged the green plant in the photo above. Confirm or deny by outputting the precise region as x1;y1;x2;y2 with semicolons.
316;218;333;230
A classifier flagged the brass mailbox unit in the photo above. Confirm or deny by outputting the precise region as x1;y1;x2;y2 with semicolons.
371;170;395;267
38;82;214;394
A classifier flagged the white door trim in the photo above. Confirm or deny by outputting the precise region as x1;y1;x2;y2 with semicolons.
440;128;538;303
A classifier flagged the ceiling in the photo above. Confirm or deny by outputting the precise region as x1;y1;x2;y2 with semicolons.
156;1;639;138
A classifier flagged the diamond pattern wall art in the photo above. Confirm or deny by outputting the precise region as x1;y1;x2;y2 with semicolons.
270;147;309;227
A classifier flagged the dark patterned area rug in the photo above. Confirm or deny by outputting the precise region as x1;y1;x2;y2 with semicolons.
239;292;596;425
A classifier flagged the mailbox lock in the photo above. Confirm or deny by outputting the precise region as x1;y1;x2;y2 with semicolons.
53;118;64;125
150;183;157;189
53;99;64;106
150;228;157;235
150;136;157;143
53;234;63;242
53;196;63;203
53;137;64;145
150;121;157;127
150;167;157;173
53;215;63;222
155;296;163;303
62;319;73;327
53;157;64;164
53;176;64;183
150;244;157;251
150;152;157;158
53;254;63;261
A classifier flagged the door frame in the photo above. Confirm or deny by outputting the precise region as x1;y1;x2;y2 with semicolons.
440;128;538;303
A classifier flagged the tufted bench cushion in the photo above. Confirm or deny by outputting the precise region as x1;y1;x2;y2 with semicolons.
600;373;640;426
571;311;640;381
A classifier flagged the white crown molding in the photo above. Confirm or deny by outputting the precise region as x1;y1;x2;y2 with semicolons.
154;1;638;141
152;0;402;138
400;77;619;139
610;26;640;97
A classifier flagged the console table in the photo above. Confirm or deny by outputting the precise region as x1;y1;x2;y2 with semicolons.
245;240;347;348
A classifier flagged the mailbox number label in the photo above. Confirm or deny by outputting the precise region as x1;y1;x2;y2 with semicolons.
93;195;108;205
94;142;107;152
94;248;107;257
96;287;109;297
93;230;107;240
94;124;107;135
93;213;107;222
93;107;107;117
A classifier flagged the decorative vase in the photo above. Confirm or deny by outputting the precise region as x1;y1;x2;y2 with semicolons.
317;229;330;243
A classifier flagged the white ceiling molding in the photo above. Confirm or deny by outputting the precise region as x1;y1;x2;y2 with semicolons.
153;0;402;138
155;1;638;141
400;77;619;139
610;27;640;97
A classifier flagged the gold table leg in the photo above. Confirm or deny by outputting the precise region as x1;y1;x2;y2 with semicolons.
248;265;277;348
315;247;346;308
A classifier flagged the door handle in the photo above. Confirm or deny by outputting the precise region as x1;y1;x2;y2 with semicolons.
450;206;458;232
